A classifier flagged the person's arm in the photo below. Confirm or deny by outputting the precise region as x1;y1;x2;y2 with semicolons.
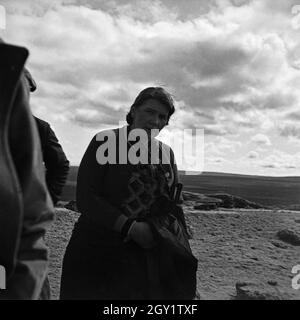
76;135;127;230
76;134;157;248
0;46;54;299
43;125;70;205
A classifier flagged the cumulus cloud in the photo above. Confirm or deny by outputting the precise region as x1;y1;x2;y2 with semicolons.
204;136;244;171
251;133;272;146
285;111;300;121
205;156;232;169
279;123;300;139
5;2;298;121
257;150;300;170
232;148;300;176
247;151;259;159
1;0;299;175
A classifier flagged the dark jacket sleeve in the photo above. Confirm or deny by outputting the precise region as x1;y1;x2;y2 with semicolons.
0;44;54;300
41;122;70;205
76;135;123;230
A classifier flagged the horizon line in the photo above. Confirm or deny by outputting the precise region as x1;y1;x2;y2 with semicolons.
67;165;300;178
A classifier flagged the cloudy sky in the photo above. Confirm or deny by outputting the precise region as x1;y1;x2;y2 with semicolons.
1;0;300;175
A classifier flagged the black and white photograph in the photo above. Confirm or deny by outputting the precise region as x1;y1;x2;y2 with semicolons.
0;0;300;304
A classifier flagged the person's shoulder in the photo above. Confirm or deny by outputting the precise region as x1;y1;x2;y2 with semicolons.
34;116;50;130
157;140;174;155
94;126;124;142
96;126;120;135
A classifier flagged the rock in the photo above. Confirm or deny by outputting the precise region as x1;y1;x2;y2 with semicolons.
276;229;300;246
55;201;66;208
183;191;222;204
271;240;288;249
183;191;265;210
189;194;222;210
235;281;284;300
182;191;205;201
191;194;223;210
207;193;235;208
64;200;79;212
204;193;264;209
196;197;223;204
194;203;218;210
250;257;258;261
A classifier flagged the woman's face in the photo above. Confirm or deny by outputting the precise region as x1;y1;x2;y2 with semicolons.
131;98;169;135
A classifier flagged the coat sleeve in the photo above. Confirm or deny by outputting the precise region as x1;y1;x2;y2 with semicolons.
0;49;54;300
43;124;70;205
76;135;123;230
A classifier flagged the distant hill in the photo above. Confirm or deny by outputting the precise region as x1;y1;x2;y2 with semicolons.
180;172;300;207
66;166;79;182
61;166;300;207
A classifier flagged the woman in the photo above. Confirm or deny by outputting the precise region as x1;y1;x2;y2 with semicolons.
60;87;197;300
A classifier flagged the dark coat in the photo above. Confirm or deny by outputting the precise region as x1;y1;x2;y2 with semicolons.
0;43;54;299
34;117;70;205
75;127;181;229
60;127;197;299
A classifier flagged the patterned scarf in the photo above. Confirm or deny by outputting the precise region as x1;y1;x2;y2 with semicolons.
121;139;173;219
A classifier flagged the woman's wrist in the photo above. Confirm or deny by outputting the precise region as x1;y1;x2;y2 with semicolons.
113;214;128;233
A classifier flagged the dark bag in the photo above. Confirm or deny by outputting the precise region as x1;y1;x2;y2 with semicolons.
144;199;198;300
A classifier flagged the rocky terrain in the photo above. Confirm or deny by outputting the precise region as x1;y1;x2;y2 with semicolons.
46;192;300;300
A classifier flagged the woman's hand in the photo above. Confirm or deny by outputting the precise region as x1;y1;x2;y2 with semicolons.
128;221;156;249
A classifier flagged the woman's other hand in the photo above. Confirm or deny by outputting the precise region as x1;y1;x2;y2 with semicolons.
128;221;156;249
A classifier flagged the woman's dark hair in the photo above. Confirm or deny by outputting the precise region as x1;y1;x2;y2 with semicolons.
126;87;175;125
